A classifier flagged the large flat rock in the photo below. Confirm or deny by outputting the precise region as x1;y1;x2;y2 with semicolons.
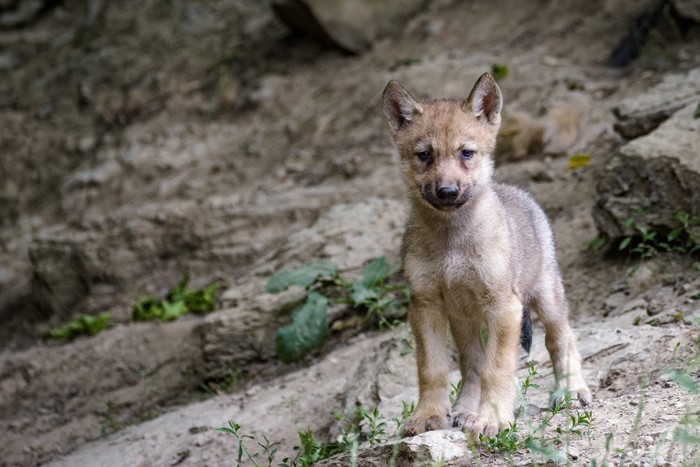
272;0;426;53
613;67;700;139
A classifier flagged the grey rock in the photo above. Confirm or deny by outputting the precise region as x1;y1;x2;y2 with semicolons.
197;285;307;373
334;331;416;422
272;0;427;54
197;198;405;372
613;68;700;138
603;291;629;311
672;0;700;22
317;430;472;466
255;197;406;274
0;51;20;71
28;202;201;317
594;102;700;242
610;297;648;318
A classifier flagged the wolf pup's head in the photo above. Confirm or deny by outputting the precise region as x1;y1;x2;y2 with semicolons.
382;73;502;213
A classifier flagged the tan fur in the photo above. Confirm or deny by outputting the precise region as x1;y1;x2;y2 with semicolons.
382;74;591;441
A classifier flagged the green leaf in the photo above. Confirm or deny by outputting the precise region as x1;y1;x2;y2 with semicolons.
349;282;380;306
618;236;632;251
568;153;592;171
184;282;220;313
362;256;392;288
43;312;112;341
161;300;188;321
524;439;567;462
586;235;607;251
132;296;164;320
266;262;338;293
275;293;329;363
694;101;700;119
166;276;190;303
491;64;509;81
667;370;699;394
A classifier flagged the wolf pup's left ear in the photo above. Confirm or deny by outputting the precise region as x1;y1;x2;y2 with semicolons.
463;73;502;125
382;81;424;133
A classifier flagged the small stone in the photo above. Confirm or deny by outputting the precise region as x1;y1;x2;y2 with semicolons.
567;446;580;459
604;292;628;310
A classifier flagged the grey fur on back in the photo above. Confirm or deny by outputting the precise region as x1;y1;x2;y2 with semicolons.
493;183;558;307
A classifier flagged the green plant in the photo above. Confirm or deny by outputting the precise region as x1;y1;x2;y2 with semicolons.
357;407;388;446
491;63;509;80
133;276;220;321
266;262;338;293
200;366;243;395
275;292;329;363
479;362;593;462
389;57;422;71
268;257;410;363
618;211;700;275
450;380;463;405
43;312;112;341
217;421;277;466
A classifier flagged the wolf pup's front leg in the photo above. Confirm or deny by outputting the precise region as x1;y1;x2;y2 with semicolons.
403;295;451;436
455;294;522;439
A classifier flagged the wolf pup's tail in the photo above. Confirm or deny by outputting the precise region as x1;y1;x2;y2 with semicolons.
520;307;532;353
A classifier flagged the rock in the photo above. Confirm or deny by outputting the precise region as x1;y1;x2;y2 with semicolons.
613;67;700;138
197;285;307;374
0;51;20;71
609;297;647;318
603;291;629;311
672;0;700;22
0;0;45;27
28;202;201;317
333;331;417;426
255;197;406;274
317;430;472;466
197;198;405;373
0;320;202;466
593;101;700;242
272;0;427;54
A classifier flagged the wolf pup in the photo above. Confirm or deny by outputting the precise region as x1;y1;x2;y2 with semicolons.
382;74;591;440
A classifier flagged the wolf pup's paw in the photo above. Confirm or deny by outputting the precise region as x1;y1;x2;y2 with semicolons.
403;413;447;437
551;385;592;409
450;411;476;429
457;409;512;440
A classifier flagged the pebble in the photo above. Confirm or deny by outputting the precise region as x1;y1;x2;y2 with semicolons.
567;446;580;459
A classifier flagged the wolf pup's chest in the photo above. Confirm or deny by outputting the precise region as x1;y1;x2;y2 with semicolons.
404;234;494;294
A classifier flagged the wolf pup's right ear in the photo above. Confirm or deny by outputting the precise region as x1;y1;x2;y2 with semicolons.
382;81;424;134
463;73;503;125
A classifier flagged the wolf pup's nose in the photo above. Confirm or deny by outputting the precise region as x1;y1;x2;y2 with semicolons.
437;185;459;201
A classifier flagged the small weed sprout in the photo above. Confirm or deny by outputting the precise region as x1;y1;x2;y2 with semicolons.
450;380;463;405
479;361;593;462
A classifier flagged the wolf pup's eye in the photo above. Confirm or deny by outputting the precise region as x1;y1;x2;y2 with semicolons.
416;151;432;162
461;149;475;160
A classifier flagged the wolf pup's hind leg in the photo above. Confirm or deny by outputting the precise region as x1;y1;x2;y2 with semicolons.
532;278;591;407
